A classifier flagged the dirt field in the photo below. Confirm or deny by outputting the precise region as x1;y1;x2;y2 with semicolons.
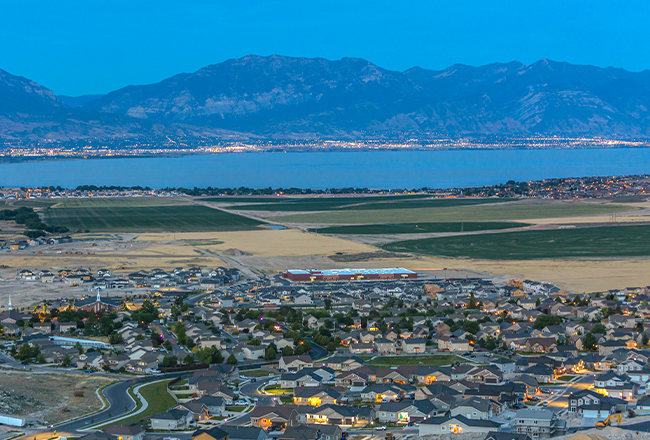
0;370;113;425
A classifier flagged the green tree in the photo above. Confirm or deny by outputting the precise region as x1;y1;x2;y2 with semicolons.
591;323;607;334
74;342;85;354
109;332;124;345
248;338;261;346
162;355;177;367
643;333;649;347
583;332;598;351
226;353;238;364
324;299;332;310
532;314;562;329
264;346;277;360
36;353;45;364
326;342;336;352
281;346;294;356
174;323;187;346
462;321;480;335
163;340;173;351
62;354;72;367
184;354;195;365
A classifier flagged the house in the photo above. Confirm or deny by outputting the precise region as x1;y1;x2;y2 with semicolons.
514;409;567;439
466;367;503;384
349;343;374;354
279;355;314;372
374;339;397;354
192;426;229;440
325;356;364;371
249;406;299;430
377;400;436;423
483;433;533;440
196;396;226;417
279;424;341;440
568;389;626;418
102;425;145;440
402;338;426;354
176;401;208;422
525;338;557;353
491;358;516;375
293;387;343;407
150;409;192;430
301;404;375;426
451;397;493;420
419;415;501;435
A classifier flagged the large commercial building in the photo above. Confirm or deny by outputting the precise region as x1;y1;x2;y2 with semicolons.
281;268;417;282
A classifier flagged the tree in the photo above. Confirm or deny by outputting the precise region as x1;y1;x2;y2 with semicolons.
109;332;124;345
583;332;598;351
184;354;195;365
591;323;607;334
467;293;477;309
326;342;336;352
162;355;178;367
281;346;294;356
532;314;562;329
74;342;85;354
643;333;649;347
248;338;261;346
324;299;332;310
36;354;45;364
62;354;72;367
462;321;480;335
163;340;173;351
226;353;238;364
174;323;187;345
264;346;277;360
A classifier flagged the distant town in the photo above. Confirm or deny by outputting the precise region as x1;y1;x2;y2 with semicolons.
1;173;649;201
1;137;649;163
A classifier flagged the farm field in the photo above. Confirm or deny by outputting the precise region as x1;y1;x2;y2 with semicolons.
44;205;264;232
383;224;650;260
274;201;634;224
228;196;509;212
308;221;529;235
53;197;190;208
366;355;464;367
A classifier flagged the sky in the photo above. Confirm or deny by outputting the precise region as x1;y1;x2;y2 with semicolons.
1;1;649;96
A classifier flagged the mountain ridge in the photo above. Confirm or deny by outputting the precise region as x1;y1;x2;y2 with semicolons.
3;55;650;141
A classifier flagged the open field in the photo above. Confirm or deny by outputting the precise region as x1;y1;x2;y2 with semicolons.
136;229;376;257
383;224;650;260
11;199;59;208
53;198;190;208
116;380;176;425
44;205;264;232
309;221;529;235
273;201;635;224
367;355;464;366
227;196;509;212
0;371;113;424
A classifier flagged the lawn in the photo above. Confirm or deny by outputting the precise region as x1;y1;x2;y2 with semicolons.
242;369;274;377
43;205;264;232
382;224;650;260
308;221;528;235
12;199;59;208
230;196;507;212
115;380;176;425
367;355;464;367
273;201;633;224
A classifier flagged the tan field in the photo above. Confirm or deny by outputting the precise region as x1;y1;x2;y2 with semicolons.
136;229;376;257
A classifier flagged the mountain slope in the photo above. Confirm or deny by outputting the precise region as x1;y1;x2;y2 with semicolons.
81;55;650;138
3;56;650;141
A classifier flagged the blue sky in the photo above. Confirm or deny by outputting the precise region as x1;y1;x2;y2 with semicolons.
1;1;648;96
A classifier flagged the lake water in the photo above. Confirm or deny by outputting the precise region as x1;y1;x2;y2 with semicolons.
1;148;649;189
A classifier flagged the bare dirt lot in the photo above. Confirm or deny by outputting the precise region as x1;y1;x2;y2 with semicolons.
0;370;113;425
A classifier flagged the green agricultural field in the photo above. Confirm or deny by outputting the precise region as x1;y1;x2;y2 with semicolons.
12;199;59;208
383;224;650;260
44;205;263;232
367;355;464;367
309;221;529;235
53;197;190;208
275;202;633;224
230;195;508;212
202;196;296;203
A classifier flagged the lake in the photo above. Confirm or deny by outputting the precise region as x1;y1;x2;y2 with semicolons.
1;148;649;189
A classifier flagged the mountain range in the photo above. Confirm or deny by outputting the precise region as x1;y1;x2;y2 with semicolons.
3;54;650;142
